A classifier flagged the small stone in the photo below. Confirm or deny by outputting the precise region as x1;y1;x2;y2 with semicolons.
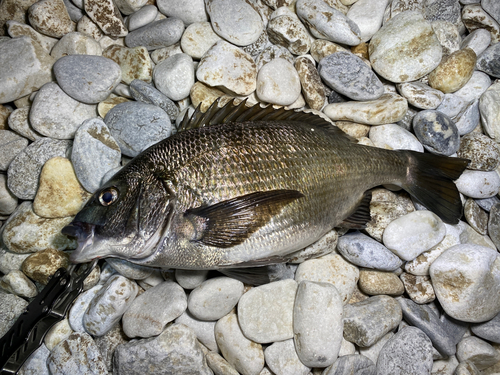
310;39;348;63
457;336;500;370
0;247;30;275
84;0;127;37
400;273;435;304
241;31;270;59
8;107;43;141
437;93;468;119
294;56;326;111
114;0;147;15
0;291;29;337
346;0;389;43
197;40;257;96
18;344;50;375
462;4;500;44
103;45;153;84
454;99;481;136
68;284;103;332
267;8;311;55
22;248;69;284
286;229;338;263
358;270;404;296
324;93;408;125
454;361;482;375
295;254;359;304
0;130;29;172
459;220;497;249
206;351;239;375
128;4;157;31
432;20;461;56
173;270;208;290
412;109;460;155
256;58;301;106
0;174;17;216
335;122;371;139
157;0;208;25
322;354;376;375
471;312;500;344
180;22;221;60
455;170;500;199
358;332;393;365
0;0;37;37
6;20;58;53
454;71;492;103
99;35;125;50
296;0;361;46
343;295;402;347
97;96;130;118
47;332;107;375
265;339;310;375
105;258;153;280
480;82;500;142
0;269;37;298
153;53;194;101
93;323;128;372
83;275;139;336
129;79;179;121
476;196;500;212
150;43;182;64
477;43;500;79
175;311;218;352
255;44;294;71
51;31;102;59
104;101;172;157
44;319;73;351
369;123;424;152
189;81;232;112
376;327;433;375
461;28;492;57
430;244;500;323
396;81;444;109
76;15;104;40
464;198;488;235
28;0;75;38
428;48;477;93
125;18;184;51
187;277;243;321
369;11;442;83
293;281;343;368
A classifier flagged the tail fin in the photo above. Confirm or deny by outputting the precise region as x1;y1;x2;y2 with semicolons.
401;151;469;224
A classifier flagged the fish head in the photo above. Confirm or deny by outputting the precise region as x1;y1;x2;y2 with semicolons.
63;169;172;264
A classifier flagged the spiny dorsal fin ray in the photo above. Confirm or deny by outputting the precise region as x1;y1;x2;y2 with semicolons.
178;98;352;141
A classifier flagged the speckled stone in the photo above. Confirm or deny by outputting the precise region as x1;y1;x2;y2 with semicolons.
50;31;102;59
150;43;182;64
129;79;179;121
22;248;69;284
456;336;500;370
28;0;75;38
369;123;424;152
489;203;500;250
180;22;221;60
18;343;50;375
428;48;476;93
462;4;500;44
465;198;488;235
267;7;311;55
68;284;103;332
255;44;294;71
369;11;442;83
6;20;58;53
0;269;37;298
400;273;435;304
396;81;444;109
153;53;194;101
102;45;153;84
309;39;348;63
358;270;404;296
412;109;460;155
265;339;310;375
7;108;40;142
455;170;500;199
294;56;326;110
76;15;104;40
458;133;499;171
0;291;29;337
477;43;500;79
84;0;127;37
0;130;29;172
44;318;73;351
93;323;128;372
256;58;301;106
432;20;461;56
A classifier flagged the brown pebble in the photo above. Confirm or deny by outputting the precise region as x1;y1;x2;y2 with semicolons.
428;48;476;93
22;248;69;284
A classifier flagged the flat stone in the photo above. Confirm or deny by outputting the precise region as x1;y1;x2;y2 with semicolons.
125;18;184;51
400;273;435;304
153;53;194;101
461;28;492;57
175;311;218;352
458;133;500;173
265;339;310;375
430;244;500;322
369;11;442;83
157;0;208;25
267;7;311;55
476;196;500;212
454;71;492;103
471;311;500;344
256;58;301;106
455;170;500;199
104;101;172;157
129;79;179;121
84;0;127;37
462;4;500;44
432;20;461;56
454;99;480;136
127;4;157;31
480;81;500;142
456;336;500;370
44;318;73;351
397;81;444;109
6;20;58;53
0;269;37;298
376;326;433;375
369;123;424;152
322;354;376;375
205;352;239;375
0;36;55;104
180;22;221;60
187;277;243;321
324;93;408;125
412;109;460;155
428;48;476;93
343;295;402;347
197;40;257;96
103;45;153;84
215;313;265;375
358;270;404;296
294;56;326;111
0;130;29;172
28;0;75;38
293;281;343;367
0;291;29;337
69;284;103;332
296;0;361;46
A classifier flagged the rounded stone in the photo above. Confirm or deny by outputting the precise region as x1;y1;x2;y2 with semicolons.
432;20;461;56
267;8;311;56
50;31;102;59
127;5;157;31
28;0;75;38
471;312;500;344
346;0;389;43
369;124;424;152
453;71;492;103
54;55;122;104
69;284;103;332
105;258;153;280
84;0;127;37
102;45;153;85
156;0;208;25
480;81;500;142
399;273;435;304
428;48;477;93
6;19;59;53
7;108;40;143
369;11;442;83
430;244;500;323
0;130;29;172
255;44;294;71
180;22;222;60
412;109;460;156
455;170;500;199
294;56;326;111
396;81;444;109
113;0;148;15
463;4;500;44
310;39;349;63
129;79;179;121
457;133;499;172
76;15;104;40
0;269;38;298
461;28;492;57
358;270;405;296
22;248;70;284
256;58;301;106
456;336;500;370
44;318;73;351
104;101;172;157
175;311;218;352
265;339;310;375
154;53;195;101
206;0;264;46
124;17;184;51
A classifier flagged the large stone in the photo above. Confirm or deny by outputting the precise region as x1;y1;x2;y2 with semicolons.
28;0;75;38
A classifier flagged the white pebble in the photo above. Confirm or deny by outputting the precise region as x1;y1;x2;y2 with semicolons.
455;170;500;199
369;123;424;152
265;339;310;375
256;58;301;106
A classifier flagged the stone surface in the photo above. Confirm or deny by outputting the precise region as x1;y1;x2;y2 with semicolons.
76;15;104;40
358;270;405;296
44;319;73;351
369;123;424;152
412;109;460;155
0;291;29;337
28;0;75;38
130;79;179;121
21;248;69;284
157;0;208;25
471;312;500;344
432;20;461;56
369;11;442;83
175;310;218;352
464;198;488;235
68;284;103;332
346;0;390;43
456;336;500;370
105;258;153;280
93;324;128;372
8;107;44;142
0;174;17;215
400;273;435;304
265;339;310;375
267;8;311;55
125;18;185;51
480;82;500;142
455;170;500;199
286;229;338;263
128;4;157;31
430;244;500;323
181;22;221;60
397;81;444;109
154;53;194;101
489;203;500;250
84;0;127;37
461;28;492;57
174;269;209;290
428;47;476;93
322;354;376;375
0;269;37;298
18;344;50;375
102;45;153;85
454;71;491;103
256;58;301;106
205;351;239;375
0;130;29;172
6;20;59;53
462;4;500;45
294;56;326;111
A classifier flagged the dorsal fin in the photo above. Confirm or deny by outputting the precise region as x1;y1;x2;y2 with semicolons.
178;98;351;140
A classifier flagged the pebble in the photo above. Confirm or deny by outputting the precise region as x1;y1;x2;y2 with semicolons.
114;0;147;15
464;198;488;235
455;170;500;199
104;101;172;157
383;210;446;261
461;28;492;57
324;93;408;125
0;130;29;171
293;56;325;111
343;295;402;347
480;81;500;142
180;22;221;60
50;31;102;59
478;44;500;82
157;0;208;25
400;273;435;304
0;291;29;337
0;269;37;298
310;39;348;63
6;20;59;53
28;0;75;38
18;344;51;375
295;0;361;46
358;332;393;366
105;258;153;280
187;276;243;321
454;99;480;136
175;311;218;352
286;229;338;263
215;312;265;375
295;254;359;304
127;4;157;31
129;80;179;121
428;48;477;93
103;45;153;85
68;284;103;332
337;231;403;271
459;220;497;250
47;332;107;375
124;18;185;51
256;58;301;106
397;81;444;110
455;361;482;375
369;11;442;83
412;109;460;155
322;354;376;375
265;339;310;375
376;326;434;375
21;248;69;284
0;174;17;215
483;0;500;24
153;53;194;101
267;7;311;56
0;36;55;104
471;312;500;344
93;324;129;372
436;93;468;119
84;0;127;37
293;281;343;367
476;196;500;212
255;44;294;71
319;52;383;101
150;43;182;64
346;0;389;43
174;269;209;290
489;203;500;250
54;55;121;104
456;336;500;370
432;20;460;56
197;40;257;96
369;123;424;152
97;95;129;118
83;275;139;336
358;270;404;296
44;319;73;351
122;279;187;338
430;244;500;323
76;15;104;40
454;71;492;103
462;4;500;44
205;351;239;375
0;247;30;275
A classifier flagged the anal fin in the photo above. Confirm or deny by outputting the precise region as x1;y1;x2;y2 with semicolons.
338;191;372;229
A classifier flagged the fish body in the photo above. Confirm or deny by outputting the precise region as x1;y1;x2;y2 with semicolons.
64;101;468;269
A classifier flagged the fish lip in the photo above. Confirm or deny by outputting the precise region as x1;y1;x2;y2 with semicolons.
62;222;97;263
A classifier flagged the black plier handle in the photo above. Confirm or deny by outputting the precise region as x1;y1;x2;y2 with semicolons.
0;260;98;375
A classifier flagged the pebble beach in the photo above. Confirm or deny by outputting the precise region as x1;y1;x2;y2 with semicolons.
0;0;500;374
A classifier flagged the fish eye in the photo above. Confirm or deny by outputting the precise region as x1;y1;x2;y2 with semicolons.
99;188;118;206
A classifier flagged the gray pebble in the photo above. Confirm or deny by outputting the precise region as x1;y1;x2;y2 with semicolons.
456;336;500;370
343;295;402;347
0;130;29;171
482;0;500;24
71;118;121;193
50;31;102;60
322;354;376;375
488;203;500;250
68;284;103;332
337;231;403;271
471;311;500;344
122;279;187;338
0;291;29;337
264;339;310;375
125;18;184;51
454;99;480;136
436;93;468;119
318;52;384;101
129;79;179;121
475;196;500;212
454;71;492;103
54;55;122;104
93;323;129;372
18;344;50;375
431;20;460;56
412;109;460;156
128;5;158;31
0;174;17;215
156;0;208;25
104;101;172;157
175;310;218;352
174;269;209;290
114;323;212;375
7;138;71;200
376;326;433;375
476;42;500;78
423;0;461;27
241;31;270;59
105;258;153;280
267;8;311;55
153;53;194;101
7;107;44;142
30;82;97;139
63;0;84;22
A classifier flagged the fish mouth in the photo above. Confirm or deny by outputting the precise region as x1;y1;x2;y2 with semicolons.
61;222;98;263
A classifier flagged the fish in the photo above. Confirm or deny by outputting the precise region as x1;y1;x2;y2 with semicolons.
62;99;469;274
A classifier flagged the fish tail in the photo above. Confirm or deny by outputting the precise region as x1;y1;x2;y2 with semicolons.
401;151;469;224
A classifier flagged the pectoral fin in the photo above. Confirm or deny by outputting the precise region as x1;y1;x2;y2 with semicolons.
338;191;372;229
184;190;304;248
